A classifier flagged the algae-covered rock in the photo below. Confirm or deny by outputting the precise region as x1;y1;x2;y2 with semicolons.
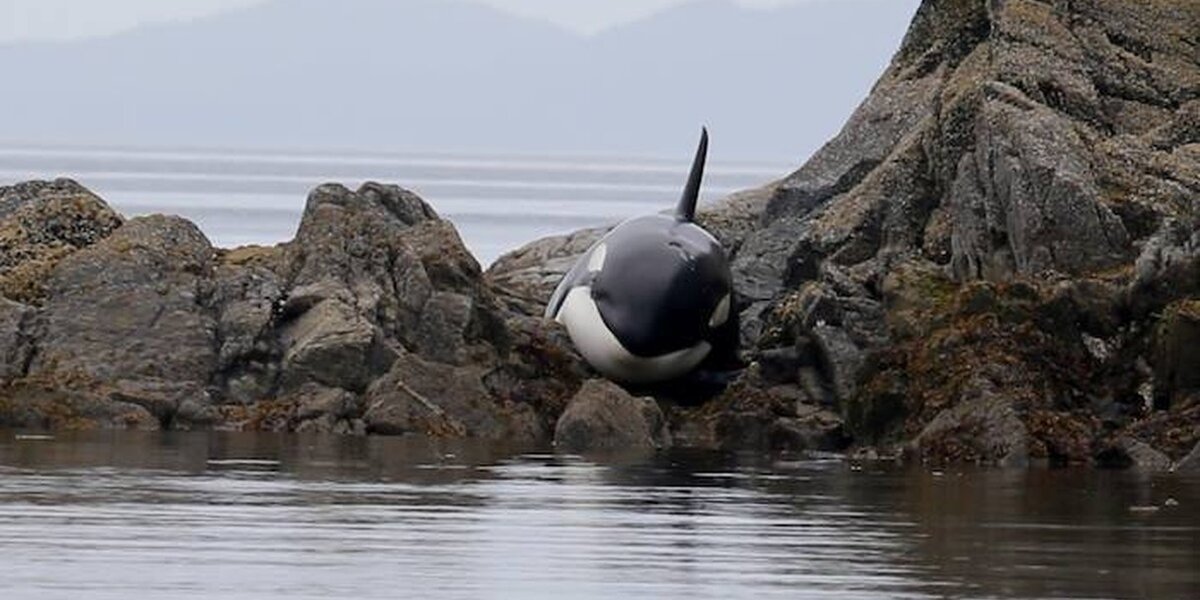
0;298;33;381
1155;300;1200;406
0;179;123;304
364;352;541;442
0;181;583;439
1176;441;1200;473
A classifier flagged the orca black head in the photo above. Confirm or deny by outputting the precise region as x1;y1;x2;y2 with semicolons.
546;128;736;384
588;214;731;357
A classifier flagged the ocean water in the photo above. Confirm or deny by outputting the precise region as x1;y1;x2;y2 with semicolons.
0;145;788;265
0;431;1197;600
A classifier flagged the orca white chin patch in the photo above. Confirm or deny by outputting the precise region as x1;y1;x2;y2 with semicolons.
556;286;711;385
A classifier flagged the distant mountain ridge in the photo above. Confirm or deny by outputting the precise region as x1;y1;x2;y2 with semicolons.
0;0;919;160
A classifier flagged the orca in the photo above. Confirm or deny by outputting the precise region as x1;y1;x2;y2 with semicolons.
545;129;738;385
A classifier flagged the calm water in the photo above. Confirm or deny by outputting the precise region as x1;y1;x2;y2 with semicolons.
0;431;1196;599
0;145;788;265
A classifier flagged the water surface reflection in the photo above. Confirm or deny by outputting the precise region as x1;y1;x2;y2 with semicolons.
0;431;1195;599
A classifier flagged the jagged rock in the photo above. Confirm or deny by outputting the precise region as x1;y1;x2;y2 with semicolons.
554;379;670;453
0;379;160;431
277;290;397;392
284;383;361;434
0;298;33;381
0;179;578;439
483;315;589;434
1154;300;1200;406
742;0;1199;307
1130;219;1200;315
209;246;287;404
25;215;219;423
364;352;541;441
670;373;847;452
913;378;1031;467
0;179;124;304
1096;437;1174;471
282;183;508;378
1175;441;1200;473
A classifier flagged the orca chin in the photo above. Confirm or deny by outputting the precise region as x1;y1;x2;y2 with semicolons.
557;287;711;385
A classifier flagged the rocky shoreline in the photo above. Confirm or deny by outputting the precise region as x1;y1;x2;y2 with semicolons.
2;0;1198;469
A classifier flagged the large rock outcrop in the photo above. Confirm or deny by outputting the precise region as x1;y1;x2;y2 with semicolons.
0;180;584;439
488;0;1199;464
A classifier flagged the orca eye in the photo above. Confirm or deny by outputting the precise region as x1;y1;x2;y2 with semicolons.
709;293;731;328
587;244;607;272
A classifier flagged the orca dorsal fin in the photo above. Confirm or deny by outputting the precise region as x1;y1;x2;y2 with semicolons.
675;127;709;223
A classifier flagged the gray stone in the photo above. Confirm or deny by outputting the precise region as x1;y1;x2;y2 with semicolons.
0;298;33;381
1119;438;1174;472
288;383;360;433
914;377;1031;468
1174;441;1200;473
554;380;670;453
208;247;287;404
364;352;541;442
278;296;395;393
30;215;219;396
1154;301;1200;405
284;182;507;368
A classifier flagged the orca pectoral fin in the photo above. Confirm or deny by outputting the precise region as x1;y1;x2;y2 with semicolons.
675;127;709;223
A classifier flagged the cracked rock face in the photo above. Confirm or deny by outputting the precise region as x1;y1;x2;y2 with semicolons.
1;0;1195;462
487;0;1200;462
0;180;585;438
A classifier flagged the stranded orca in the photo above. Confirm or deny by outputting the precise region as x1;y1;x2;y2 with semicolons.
545;129;738;385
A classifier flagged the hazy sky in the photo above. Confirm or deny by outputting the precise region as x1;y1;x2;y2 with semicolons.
0;0;811;41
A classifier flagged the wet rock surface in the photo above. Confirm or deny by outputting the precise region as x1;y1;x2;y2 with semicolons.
0;181;585;441
488;0;1200;464
554;379;671;453
2;0;1197;465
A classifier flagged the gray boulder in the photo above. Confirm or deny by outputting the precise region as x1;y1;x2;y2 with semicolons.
1175;441;1200;473
279;183;509;393
364;352;541;441
27;215;219;423
554;379;671;453
486;226;607;316
913;376;1031;468
208;246;287;405
1121;438;1174;472
0;298;33;381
